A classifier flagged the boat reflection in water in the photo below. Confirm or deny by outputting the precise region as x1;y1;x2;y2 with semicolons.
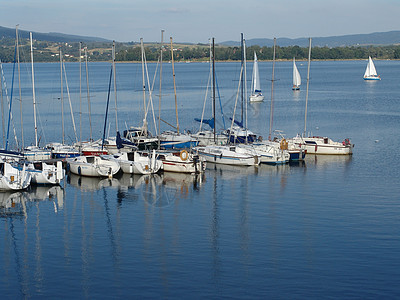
305;154;352;170
67;173;121;191
115;172;205;207
0;185;65;217
0;191;29;218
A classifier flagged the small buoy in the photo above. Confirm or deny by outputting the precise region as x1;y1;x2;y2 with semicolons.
375;140;379;143
315;126;319;130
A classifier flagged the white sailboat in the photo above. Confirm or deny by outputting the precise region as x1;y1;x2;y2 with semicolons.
104;150;163;175
292;57;301;90
24;32;51;162
249;52;264;102
363;56;381;80
66;155;120;177
0;160;31;191
289;38;354;155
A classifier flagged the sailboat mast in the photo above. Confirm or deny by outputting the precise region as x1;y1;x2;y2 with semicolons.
212;38;216;143
112;41;118;132
158;29;164;141
85;47;92;140
16;25;24;149
140;38;147;134
170;37;179;134
240;33;244;125
244;40;248;134
30;32;38;147
269;37;276;141
79;42;82;143
304;37;312;136
60;45;65;144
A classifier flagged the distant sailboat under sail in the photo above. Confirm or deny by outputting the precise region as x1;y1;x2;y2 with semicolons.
249;52;264;102
363;56;381;80
292;57;301;90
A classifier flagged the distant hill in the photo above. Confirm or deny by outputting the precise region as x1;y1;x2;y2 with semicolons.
0;26;111;43
222;31;400;47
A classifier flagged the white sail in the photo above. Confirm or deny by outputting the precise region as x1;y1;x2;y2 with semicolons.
252;52;261;93
364;56;378;77
249;52;264;102
293;57;301;87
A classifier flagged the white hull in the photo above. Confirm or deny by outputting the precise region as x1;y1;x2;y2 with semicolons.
291;136;353;155
196;145;260;166
158;151;206;173
105;151;163;175
191;131;228;146
28;161;65;185
67;156;120;177
250;143;290;164
24;146;52;162
249;94;264;102
0;162;31;191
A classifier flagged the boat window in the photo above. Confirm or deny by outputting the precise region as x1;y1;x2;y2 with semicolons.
127;153;135;161
87;156;95;164
229;146;236;152
0;163;4;175
34;162;43;170
324;138;328;144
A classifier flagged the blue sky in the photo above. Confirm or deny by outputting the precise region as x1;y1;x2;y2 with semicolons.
2;0;400;43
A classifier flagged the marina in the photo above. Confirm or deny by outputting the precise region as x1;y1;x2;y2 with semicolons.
1;57;400;298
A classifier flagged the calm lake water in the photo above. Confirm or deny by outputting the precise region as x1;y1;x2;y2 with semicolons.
1;58;400;299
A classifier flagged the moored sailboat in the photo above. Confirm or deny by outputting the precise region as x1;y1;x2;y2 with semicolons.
289;38;354;155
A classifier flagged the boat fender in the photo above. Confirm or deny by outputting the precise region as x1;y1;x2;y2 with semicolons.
180;150;189;161
78;166;81;175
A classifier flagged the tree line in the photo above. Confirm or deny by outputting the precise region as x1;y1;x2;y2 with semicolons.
2;37;400;63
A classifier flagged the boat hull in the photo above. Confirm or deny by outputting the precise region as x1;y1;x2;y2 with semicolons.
67;156;120;177
249;94;264;102
363;76;381;80
291;137;353;155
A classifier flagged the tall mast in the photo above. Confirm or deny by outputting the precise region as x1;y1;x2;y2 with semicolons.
158;30;164;148
85;47;92;140
140;38;147;135
240;33;244;125
112;41;118;132
304;37;312;136
30;32;38;147
243;39;248;140
212;38;216;143
269;37;276;141
16;25;24;149
170;37;179;134
79;42;82;143
60;45;65;144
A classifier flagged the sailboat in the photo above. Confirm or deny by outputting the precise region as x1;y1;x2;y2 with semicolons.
292;57;301;90
249;52;264;102
24;32;52;162
289;38;354;155
363;56;381;80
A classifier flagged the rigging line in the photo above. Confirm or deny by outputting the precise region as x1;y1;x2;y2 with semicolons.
215;73;226;129
198;39;212;132
229;64;243;144
62;60;78;143
3;50;19;150
143;51;158;137
102;65;113;150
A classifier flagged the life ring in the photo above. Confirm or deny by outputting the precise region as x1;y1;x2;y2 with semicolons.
180;150;189;161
